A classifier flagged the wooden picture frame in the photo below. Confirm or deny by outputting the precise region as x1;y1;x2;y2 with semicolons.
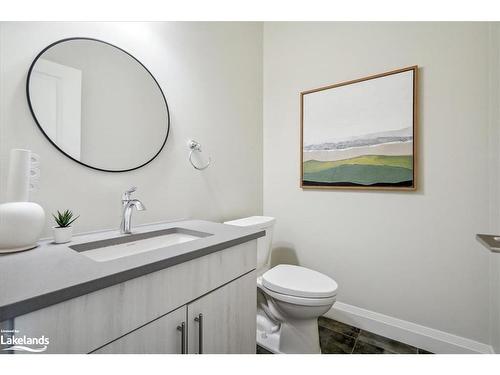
300;66;418;191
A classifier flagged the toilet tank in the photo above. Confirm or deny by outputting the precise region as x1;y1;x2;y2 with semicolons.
224;216;276;270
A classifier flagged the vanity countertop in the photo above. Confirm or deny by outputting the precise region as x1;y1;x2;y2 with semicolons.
476;234;500;253
0;220;264;321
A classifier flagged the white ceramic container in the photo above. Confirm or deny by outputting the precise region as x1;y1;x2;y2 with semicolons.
6;149;40;202
0;202;45;253
53;226;73;244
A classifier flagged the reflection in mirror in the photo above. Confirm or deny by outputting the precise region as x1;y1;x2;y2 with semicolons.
27;38;169;172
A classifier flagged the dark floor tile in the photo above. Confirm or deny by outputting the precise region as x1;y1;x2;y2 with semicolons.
352;340;394;354
319;326;356;354
357;330;417;354
318;317;360;338
418;348;434;354
256;345;273;354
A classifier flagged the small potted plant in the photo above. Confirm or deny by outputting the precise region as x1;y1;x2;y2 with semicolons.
52;209;79;244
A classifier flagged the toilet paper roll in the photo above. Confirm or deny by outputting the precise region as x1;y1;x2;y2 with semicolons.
6;149;39;202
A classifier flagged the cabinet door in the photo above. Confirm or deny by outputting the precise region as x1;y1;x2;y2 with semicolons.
93;306;187;354
187;271;256;354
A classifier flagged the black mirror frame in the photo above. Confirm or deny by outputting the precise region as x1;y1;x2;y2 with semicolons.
26;37;170;173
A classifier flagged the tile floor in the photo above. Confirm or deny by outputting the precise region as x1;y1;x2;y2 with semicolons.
256;316;433;354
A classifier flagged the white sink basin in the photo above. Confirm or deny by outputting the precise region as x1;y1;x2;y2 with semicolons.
70;228;211;262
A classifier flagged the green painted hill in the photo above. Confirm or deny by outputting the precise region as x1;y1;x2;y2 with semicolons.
303;164;413;185
303;155;413;174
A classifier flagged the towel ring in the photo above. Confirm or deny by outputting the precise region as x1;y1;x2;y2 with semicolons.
188;140;211;170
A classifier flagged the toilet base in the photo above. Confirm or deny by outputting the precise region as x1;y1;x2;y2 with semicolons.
256;308;322;354
257;326;281;354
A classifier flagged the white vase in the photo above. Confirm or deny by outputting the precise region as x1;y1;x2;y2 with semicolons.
0;202;45;253
53;226;73;244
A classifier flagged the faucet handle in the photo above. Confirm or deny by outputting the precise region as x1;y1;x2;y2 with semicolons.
122;186;137;201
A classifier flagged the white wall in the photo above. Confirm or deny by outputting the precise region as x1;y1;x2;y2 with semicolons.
0;22;263;236
263;22;493;344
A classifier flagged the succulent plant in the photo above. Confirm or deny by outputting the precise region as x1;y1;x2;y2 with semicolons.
52;209;79;228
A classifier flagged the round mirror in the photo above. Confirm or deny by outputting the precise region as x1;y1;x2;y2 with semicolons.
27;38;170;172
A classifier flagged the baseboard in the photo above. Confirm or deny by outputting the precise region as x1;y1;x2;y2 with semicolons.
324;302;494;354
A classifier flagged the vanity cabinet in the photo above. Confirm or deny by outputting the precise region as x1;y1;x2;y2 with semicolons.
11;240;257;354
93;271;256;354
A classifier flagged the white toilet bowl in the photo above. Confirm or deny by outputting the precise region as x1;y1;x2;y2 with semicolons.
224;216;338;354
257;265;337;353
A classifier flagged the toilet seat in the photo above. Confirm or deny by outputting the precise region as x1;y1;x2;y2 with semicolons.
262;265;338;299
258;277;336;307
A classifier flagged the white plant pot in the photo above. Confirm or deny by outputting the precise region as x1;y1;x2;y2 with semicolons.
53;226;73;244
0;202;45;253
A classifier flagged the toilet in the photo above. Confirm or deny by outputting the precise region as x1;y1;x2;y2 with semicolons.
224;216;338;354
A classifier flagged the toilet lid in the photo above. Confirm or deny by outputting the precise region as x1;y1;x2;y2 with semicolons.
262;264;338;298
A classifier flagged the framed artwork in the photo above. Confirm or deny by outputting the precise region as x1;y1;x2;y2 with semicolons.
300;66;418;190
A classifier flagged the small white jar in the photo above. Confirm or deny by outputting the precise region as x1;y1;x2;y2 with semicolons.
53;226;73;244
0;202;45;253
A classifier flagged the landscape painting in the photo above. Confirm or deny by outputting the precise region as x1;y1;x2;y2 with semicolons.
301;66;417;190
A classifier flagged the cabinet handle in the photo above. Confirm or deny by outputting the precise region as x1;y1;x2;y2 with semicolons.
177;322;186;354
194;313;203;354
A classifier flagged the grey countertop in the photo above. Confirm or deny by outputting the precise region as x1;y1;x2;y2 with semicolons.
476;234;500;253
0;220;264;321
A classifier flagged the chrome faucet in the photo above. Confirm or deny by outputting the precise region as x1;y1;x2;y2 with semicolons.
120;186;146;234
